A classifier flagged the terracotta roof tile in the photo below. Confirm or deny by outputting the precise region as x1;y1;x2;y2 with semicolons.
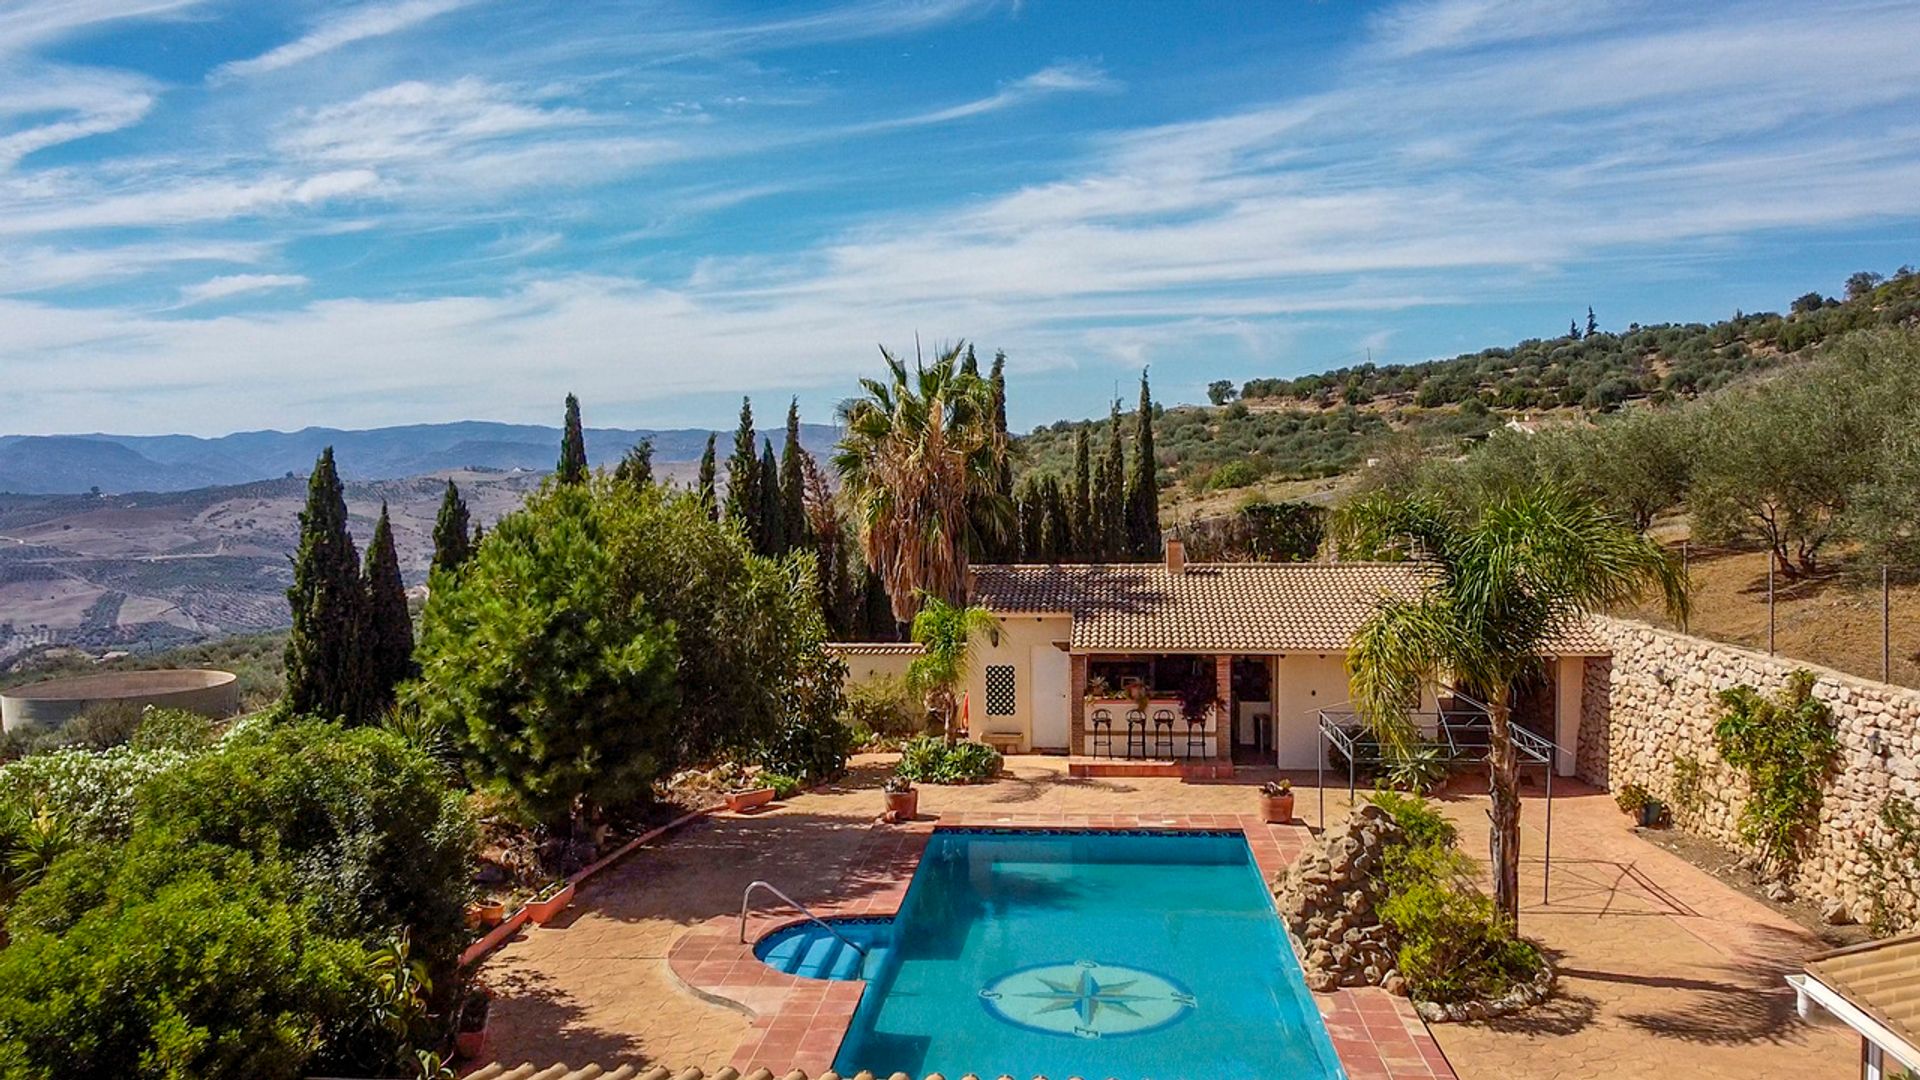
1806;932;1920;1056
969;562;1609;655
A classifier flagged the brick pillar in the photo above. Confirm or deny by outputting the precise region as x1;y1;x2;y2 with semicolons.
1070;653;1089;757
1213;654;1232;760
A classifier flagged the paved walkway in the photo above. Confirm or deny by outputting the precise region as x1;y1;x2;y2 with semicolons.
478;756;1854;1079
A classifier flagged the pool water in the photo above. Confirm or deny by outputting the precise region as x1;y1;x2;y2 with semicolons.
829;828;1345;1080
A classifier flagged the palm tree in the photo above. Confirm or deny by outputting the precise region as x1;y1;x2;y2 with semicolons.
1336;485;1688;927
907;597;999;742
833;342;1011;624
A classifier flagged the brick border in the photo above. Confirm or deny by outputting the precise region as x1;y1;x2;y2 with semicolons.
668;812;1456;1080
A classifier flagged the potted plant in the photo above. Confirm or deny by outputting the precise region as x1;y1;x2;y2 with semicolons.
523;877;575;925
883;774;918;822
467;898;506;929
726;784;777;813
454;987;492;1060
1259;779;1295;824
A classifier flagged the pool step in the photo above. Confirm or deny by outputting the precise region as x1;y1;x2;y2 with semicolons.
756;923;890;981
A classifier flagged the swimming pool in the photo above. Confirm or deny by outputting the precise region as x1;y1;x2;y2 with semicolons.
827;827;1346;1080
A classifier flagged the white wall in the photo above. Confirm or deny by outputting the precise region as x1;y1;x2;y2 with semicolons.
1275;654;1353;768
961;615;1074;752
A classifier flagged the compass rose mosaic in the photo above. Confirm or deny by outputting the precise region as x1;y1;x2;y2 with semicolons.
978;960;1195;1039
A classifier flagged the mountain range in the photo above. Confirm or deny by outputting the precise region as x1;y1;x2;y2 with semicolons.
0;421;841;495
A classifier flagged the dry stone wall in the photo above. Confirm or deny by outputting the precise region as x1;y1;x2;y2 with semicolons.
1586;616;1920;927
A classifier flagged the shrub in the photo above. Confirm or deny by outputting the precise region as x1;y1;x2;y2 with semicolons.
1376;745;1449;795
759;708;855;782
1712;670;1839;874
0;744;195;842
1614;782;1652;815
894;736;1002;784
129;707;219;754
841;675;923;738
758;772;804;799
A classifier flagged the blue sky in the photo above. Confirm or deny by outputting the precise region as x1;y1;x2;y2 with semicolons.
4;0;1919;438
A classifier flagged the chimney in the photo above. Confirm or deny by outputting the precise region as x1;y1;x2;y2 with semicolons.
1165;537;1185;575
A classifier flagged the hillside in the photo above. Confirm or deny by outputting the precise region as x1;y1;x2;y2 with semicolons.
1012;266;1920;512
0;420;838;495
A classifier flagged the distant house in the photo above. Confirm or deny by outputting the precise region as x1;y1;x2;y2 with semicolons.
922;540;1608;770
1789;933;1920;1080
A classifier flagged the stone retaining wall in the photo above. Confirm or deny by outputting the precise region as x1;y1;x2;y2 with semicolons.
1585;616;1920;926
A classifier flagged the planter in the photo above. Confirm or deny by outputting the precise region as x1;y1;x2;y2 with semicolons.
885;788;919;822
466;901;506;929
523;881;575;926
1260;791;1295;824
454;994;491;1060
726;786;777;813
1638;800;1666;828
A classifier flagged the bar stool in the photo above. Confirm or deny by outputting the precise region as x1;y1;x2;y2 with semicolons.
1152;709;1177;758
1090;709;1114;758
1124;709;1148;758
1185;715;1208;759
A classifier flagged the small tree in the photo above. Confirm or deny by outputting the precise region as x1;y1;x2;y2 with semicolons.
285;448;363;719
1099;399;1126;559
556;393;588;485
1585;306;1598;338
1207;379;1238;406
1069;428;1092;559
361;503;415;717
429;480;471;575
725;397;760;540
780;399;810;553
697;433;718;520
758;440;786;556
906;597;997;743
613;438;653;489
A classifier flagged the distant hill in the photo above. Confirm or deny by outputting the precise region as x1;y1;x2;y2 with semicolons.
0;420;838;495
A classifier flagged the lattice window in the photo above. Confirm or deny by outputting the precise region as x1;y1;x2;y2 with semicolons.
984;664;1017;716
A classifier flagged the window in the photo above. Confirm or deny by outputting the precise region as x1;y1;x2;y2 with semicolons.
984;664;1017;716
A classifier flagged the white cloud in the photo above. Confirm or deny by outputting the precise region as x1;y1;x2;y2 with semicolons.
0;0;205;54
278;77;597;165
175;273;308;305
848;60;1115;132
212;0;471;80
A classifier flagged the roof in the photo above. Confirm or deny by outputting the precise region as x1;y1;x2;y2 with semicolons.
1805;932;1920;1057
969;561;1610;655
826;642;924;656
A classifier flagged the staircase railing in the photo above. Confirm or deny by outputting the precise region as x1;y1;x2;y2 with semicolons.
738;880;867;958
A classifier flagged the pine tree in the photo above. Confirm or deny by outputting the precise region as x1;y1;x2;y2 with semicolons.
1585;306;1598;338
430;479;471;576
758;439;786;556
557;393;589;484
780;399;809;552
1125;370;1161;558
361;501;415;716
725;397;759;541
1569;318;1580;340
1100;399;1126;560
284;447;364;719
697;433;718;520
1070;427;1092;560
613;438;653;489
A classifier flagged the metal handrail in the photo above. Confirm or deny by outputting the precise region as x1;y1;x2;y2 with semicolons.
738;880;867;957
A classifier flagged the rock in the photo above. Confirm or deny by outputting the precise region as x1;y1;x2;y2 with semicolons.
1766;882;1794;903
1821;898;1854;925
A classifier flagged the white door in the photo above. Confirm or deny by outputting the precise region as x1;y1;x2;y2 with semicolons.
1030;646;1071;750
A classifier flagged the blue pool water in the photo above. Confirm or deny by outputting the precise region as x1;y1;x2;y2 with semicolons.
827;828;1345;1080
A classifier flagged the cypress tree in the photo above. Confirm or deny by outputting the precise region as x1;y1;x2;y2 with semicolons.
1015;474;1046;561
990;350;1013;502
361;501;415;716
725;397;759;540
284;447;363;719
961;343;980;378
557;393;589;484
697;433;718;520
1070;428;1092;560
1039;475;1072;562
430;479;471;575
1091;455;1116;560
780;399;809;551
1585;306;1598;338
1569;318;1580;340
613;438;653;489
758;439;786;556
1125;370;1161;558
1100;399;1126;560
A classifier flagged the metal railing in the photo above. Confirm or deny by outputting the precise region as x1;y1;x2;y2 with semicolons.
738;880;867;957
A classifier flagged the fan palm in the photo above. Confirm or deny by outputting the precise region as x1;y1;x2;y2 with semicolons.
833;342;1011;625
907;597;999;742
1336;485;1688;926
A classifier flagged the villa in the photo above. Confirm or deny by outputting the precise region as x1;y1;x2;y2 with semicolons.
839;540;1608;775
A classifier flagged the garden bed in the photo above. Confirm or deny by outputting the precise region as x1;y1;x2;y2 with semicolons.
1635;826;1875;949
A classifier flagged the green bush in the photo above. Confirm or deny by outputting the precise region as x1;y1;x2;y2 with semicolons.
759;706;855;782
895;736;1002;784
129;707;219;754
841;675;923;738
1713;670;1839;874
758;772;804;799
0;744;195;842
1368;792;1544;1005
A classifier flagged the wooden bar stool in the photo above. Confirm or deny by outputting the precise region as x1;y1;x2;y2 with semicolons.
1090;709;1114;758
1124;709;1148;758
1152;709;1177;759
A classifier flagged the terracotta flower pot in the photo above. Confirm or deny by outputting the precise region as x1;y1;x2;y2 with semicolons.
1260;791;1295;824
726;787;777;813
455;995;491;1060
478;900;506;926
523;881;575;925
885;788;919;822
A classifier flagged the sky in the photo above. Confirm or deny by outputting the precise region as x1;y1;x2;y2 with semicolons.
3;0;1920;438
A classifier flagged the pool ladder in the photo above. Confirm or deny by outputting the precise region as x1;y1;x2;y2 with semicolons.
738;880;868;958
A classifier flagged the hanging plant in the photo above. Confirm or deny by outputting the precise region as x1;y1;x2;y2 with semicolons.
1711;670;1839;878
